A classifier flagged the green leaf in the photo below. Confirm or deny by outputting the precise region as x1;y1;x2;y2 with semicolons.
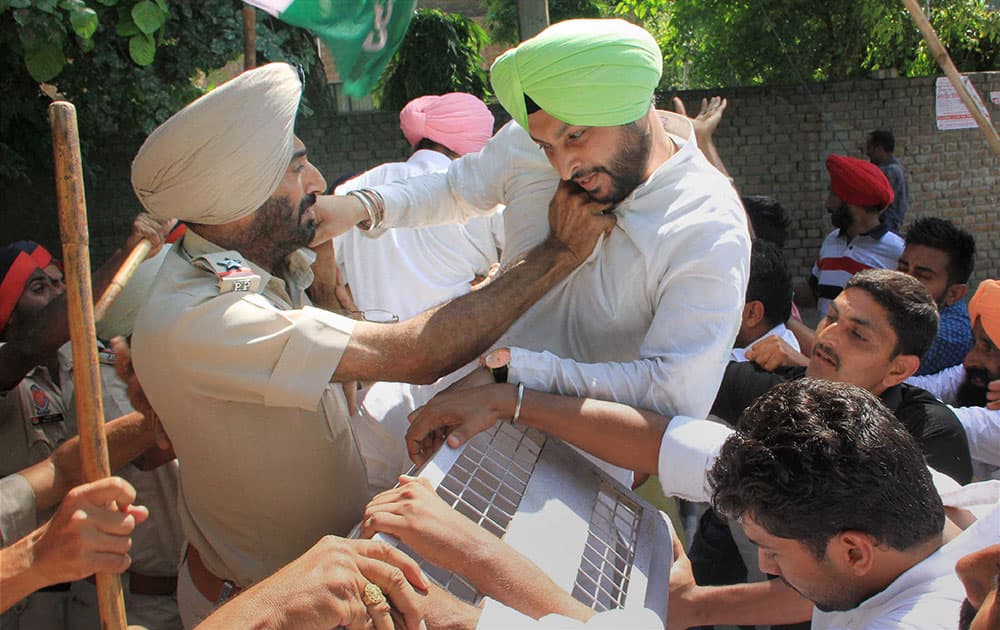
116;16;139;36
78;33;95;52
95;0;118;5
154;0;167;12
132;0;164;34
34;0;58;13
129;32;155;65
70;7;99;39
24;41;66;81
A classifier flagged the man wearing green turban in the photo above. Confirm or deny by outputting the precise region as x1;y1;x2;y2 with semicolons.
318;19;751;488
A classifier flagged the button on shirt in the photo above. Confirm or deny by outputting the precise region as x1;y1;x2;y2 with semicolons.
371;116;750;421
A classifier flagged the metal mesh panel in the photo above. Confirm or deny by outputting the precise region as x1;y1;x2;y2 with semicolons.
403;421;546;603
571;481;642;611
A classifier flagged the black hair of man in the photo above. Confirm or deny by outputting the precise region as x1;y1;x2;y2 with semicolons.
904;216;977;286
742;195;791;248
844;269;939;358
867;129;895;153
709;378;945;560
747;239;792;328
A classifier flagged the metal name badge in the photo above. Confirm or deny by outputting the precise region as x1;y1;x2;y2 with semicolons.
215;257;261;294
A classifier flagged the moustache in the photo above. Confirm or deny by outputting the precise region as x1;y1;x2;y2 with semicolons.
298;193;317;221
813;342;841;369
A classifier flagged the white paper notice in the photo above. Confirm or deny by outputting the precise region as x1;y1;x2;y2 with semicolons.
935;76;991;131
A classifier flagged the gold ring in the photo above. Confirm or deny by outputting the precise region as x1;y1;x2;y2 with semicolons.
362;582;385;606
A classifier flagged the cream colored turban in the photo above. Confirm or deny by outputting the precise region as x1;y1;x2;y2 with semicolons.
131;63;301;225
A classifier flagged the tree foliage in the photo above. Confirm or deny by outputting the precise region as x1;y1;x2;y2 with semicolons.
629;0;1000;89
483;0;605;45
374;9;490;111
0;0;321;180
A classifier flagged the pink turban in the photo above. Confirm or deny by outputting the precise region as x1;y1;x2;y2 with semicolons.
969;279;1000;346
826;154;894;210
399;93;494;156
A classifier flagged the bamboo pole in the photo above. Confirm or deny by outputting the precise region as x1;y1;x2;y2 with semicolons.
243;5;257;70
48;101;127;630
901;0;1000;160
93;239;151;323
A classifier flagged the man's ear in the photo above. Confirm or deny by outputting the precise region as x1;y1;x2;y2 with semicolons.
835;531;877;576
882;353;920;390
743;300;765;328
944;283;968;307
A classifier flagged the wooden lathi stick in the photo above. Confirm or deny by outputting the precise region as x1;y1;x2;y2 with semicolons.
93;238;151;323
901;0;1000;160
48;101;128;630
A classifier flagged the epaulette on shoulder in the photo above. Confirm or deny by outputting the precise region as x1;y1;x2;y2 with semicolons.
192;251;262;294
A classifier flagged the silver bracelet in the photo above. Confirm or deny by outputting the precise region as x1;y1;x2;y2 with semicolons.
346;190;377;230
511;383;525;425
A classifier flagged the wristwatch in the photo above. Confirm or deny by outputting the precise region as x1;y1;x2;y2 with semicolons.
485;347;511;383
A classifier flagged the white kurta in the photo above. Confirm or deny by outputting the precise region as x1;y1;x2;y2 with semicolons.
371;115;750;421
730;323;800;362
334;149;503;321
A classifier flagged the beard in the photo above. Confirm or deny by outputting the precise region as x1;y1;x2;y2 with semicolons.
578;124;652;204
244;193;317;270
830;202;853;232
954;367;992;407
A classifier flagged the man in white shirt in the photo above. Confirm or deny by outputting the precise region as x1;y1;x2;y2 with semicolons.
908;279;1000;479
316;19;750;425
334;92;505;491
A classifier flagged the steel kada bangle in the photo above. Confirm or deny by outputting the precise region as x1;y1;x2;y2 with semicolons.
511;382;525;425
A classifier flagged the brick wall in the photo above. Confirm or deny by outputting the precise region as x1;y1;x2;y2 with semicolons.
675;72;1000;289
2;72;997;289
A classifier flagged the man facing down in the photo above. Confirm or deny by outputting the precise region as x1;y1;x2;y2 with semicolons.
129;63;612;627
710;378;988;629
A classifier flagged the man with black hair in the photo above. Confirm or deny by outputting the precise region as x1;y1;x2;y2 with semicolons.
714;268;971;483
742;195;791;249
897;216;976;375
865;129;909;233
731;239;797;363
707;378;995;629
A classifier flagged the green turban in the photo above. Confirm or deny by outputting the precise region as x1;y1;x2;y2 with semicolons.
490;19;662;131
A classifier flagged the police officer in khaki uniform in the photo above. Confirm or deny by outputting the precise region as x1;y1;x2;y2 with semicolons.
128;62;614;627
0;221;167;629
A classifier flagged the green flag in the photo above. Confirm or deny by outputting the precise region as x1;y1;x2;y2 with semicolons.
245;0;416;97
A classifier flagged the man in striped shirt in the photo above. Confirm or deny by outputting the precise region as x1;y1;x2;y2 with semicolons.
803;154;903;320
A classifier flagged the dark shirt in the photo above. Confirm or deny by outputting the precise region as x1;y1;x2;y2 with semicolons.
711;362;973;484
878;156;909;234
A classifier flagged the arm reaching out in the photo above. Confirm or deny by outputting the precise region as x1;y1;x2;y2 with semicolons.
361;476;594;622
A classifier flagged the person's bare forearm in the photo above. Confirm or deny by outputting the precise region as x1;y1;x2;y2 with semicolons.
462;535;594;622
786;317;816;357
338;238;579;384
1;528;48;611
493;387;667;475
683;580;813;627
20;411;152;512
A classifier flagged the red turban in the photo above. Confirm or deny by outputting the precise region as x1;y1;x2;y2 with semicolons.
969;279;1000;347
399;93;495;156
825;154;894;210
0;241;53;331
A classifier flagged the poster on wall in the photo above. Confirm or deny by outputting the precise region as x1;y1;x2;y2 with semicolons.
935;76;991;131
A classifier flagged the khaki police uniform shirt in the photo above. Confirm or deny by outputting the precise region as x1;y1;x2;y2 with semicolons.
59;341;185;577
131;230;368;587
0;360;73;479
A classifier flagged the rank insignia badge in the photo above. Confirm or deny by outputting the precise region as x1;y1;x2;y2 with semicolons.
199;253;261;293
